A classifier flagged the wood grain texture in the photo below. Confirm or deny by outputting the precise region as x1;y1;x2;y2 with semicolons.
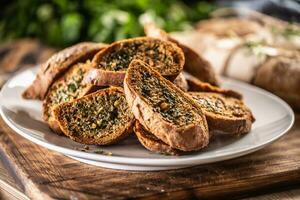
243;188;300;200
0;39;56;88
0;156;29;200
0;114;299;200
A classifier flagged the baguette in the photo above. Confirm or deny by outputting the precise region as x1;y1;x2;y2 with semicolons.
196;18;262;38
83;37;185;87
53;87;135;145
124;59;209;151
254;56;300;110
134;122;181;156
190;92;255;135
23;42;106;100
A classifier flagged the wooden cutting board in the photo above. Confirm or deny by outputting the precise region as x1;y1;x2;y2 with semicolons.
0;114;300;200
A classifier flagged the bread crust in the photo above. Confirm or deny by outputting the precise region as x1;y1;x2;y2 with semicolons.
83;68;125;87
134;122;182;155
46;85;101;135
185;73;243;99
85;37;185;87
22;42;107;100
173;73;189;92
124;60;209;151
42;63;97;134
48;119;64;135
144;23;218;86
196;18;262;38
254;56;300;110
53;87;135;145
190;92;255;135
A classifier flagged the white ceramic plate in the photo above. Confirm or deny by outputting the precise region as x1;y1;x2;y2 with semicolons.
0;67;294;171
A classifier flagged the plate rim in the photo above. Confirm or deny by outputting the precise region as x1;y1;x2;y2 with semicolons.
0;68;295;167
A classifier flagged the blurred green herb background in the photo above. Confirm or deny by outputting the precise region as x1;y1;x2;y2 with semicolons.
0;0;215;47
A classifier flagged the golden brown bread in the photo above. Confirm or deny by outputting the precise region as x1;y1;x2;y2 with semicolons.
190;92;255;135
124;59;209;151
173;73;189;92
254;56;300;110
134;122;182;156
83;37;185;87
144;23;218;86
53;87;135;145
23;42;107;100
43;62;97;134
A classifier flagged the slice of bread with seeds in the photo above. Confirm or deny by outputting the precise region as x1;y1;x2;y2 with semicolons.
83;37;185;87
190;92;255;135
53;87;135;145
124;59;209;151
23;42;107;100
134;122;182;156
43;62;98;134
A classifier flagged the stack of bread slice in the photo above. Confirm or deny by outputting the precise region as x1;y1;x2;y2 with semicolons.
23;35;254;155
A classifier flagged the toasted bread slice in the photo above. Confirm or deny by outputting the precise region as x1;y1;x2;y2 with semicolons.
83;37;185;87
185;73;242;99
124;59;209;151
23;42;107;100
53;87;135;145
134;122;181;156
43;62;98;134
190;92;255;135
144;23;218;86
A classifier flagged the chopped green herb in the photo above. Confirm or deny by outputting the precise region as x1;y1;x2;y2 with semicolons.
131;69;199;126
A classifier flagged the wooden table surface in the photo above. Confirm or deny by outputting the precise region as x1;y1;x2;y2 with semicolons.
0;114;299;200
